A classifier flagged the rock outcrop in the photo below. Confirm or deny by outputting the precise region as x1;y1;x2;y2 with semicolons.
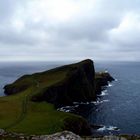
0;130;82;140
63;116;91;135
34;131;82;140
95;72;114;94
1;130;140;140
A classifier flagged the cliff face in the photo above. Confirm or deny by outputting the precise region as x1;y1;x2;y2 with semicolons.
95;72;114;94
31;59;96;107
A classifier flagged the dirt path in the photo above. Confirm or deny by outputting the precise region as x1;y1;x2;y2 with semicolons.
4;94;29;130
4;80;40;130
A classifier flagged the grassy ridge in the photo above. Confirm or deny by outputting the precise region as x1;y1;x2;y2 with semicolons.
0;60;92;135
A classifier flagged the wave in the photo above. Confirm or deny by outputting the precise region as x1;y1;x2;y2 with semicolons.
58;80;113;113
97;125;120;131
98;90;108;96
57;105;79;112
58;99;110;113
107;83;113;87
91;99;110;105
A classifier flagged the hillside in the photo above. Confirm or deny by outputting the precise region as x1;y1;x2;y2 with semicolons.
0;59;114;137
0;59;96;136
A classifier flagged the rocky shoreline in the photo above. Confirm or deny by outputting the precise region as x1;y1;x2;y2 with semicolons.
0;129;81;140
1;129;140;140
57;71;115;129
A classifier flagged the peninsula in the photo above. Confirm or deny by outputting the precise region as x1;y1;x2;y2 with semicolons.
0;59;114;138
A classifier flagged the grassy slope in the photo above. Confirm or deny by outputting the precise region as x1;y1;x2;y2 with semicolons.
0;62;87;135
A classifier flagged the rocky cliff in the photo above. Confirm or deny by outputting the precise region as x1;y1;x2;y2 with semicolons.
95;72;114;94
4;59;96;107
4;59;114;107
31;59;96;107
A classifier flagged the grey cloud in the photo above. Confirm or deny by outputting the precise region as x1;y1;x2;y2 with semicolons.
0;0;140;61
0;0;25;22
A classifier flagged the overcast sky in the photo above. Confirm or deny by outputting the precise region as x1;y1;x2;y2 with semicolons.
0;0;140;61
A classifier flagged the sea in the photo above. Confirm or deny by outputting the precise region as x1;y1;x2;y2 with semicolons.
0;61;140;135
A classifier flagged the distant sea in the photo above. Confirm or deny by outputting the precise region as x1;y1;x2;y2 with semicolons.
0;61;140;135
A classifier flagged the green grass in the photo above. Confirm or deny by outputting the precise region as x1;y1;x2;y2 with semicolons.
0;60;91;135
0;86;84;135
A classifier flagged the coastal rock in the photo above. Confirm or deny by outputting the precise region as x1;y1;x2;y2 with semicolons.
31;131;82;140
1;130;140;140
95;72;114;94
0;131;81;140
0;129;5;135
63;116;91;135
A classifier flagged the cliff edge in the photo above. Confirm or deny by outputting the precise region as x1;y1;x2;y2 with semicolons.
4;59;96;107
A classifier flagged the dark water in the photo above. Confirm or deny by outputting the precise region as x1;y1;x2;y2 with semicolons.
0;61;140;135
85;61;140;135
